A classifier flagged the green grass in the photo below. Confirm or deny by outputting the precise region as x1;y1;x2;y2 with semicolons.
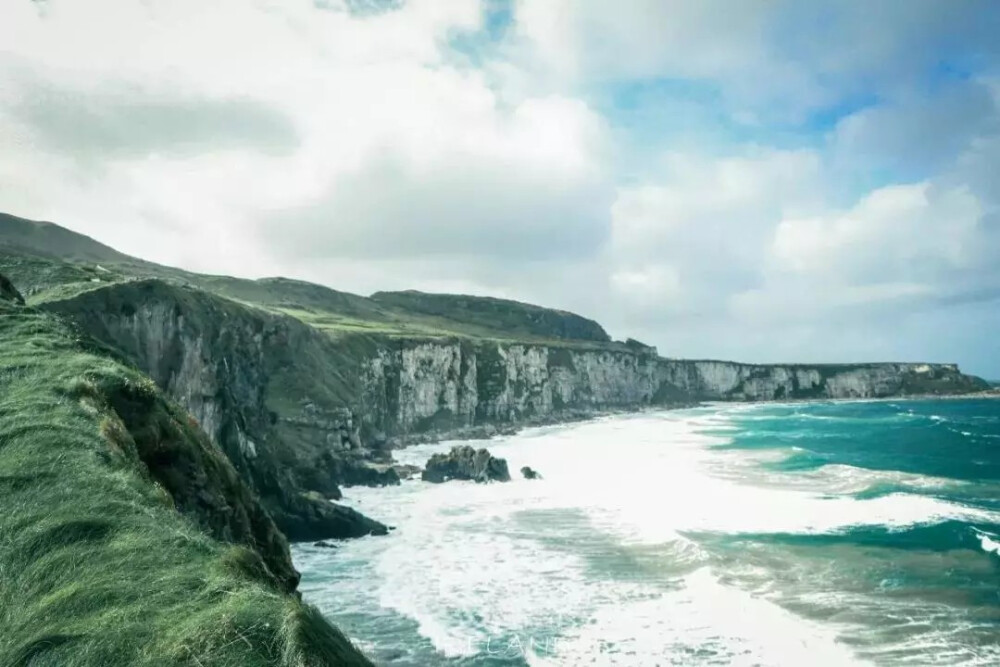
0;301;372;666
370;290;611;343
0;251;129;303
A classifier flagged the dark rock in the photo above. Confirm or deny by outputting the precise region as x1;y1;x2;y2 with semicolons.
0;273;24;305
266;491;389;542
521;466;541;480
335;459;401;488
313;540;339;549
421;445;511;484
39;280;393;549
296;456;344;500
367;444;395;463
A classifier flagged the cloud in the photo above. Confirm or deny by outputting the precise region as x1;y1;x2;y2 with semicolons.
0;0;612;270
5;78;299;158
513;0;772;82
258;93;612;261
512;0;1000;118
607;148;825;317
731;179;999;333
833;78;1000;176
0;0;998;375
771;183;983;281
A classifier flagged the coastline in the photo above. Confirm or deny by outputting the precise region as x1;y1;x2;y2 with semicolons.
354;390;1000;483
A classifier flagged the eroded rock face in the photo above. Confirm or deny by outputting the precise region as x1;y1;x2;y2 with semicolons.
360;342;990;438
422;445;511;483
41;280;389;542
0;273;24;305
99;376;300;593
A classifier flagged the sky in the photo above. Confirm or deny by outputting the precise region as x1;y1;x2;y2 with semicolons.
1;0;999;377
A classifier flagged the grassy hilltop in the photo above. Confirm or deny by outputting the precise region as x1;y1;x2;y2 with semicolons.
0;212;614;347
0;295;372;666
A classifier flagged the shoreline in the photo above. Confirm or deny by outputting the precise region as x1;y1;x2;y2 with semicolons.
387;390;1000;451
348;391;1000;486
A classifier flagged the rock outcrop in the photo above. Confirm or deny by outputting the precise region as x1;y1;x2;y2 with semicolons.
97;372;301;592
422;446;512;483
276;491;388;542
521;466;541;480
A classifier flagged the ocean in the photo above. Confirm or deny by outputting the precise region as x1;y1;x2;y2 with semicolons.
293;398;1000;666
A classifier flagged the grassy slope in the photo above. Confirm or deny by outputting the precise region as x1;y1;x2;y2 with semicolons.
0;301;372;666
0;212;133;263
370;290;610;343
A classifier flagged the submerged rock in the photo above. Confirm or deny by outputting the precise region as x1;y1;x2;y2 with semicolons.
521;466;541;480
422;445;511;484
313;540;339;549
391;464;423;480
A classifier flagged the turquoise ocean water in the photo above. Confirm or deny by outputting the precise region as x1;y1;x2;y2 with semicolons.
294;399;1000;666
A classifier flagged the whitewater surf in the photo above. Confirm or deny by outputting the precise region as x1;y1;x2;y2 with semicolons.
295;399;1000;666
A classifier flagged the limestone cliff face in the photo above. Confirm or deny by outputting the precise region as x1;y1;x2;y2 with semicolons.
360;343;665;433
359;343;989;435
656;359;984;400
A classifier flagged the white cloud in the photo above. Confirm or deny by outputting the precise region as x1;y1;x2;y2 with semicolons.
514;0;770;81
611;149;823;258
607;148;825;320
732;181;991;331
0;0;613;273
610;264;682;309
772;183;982;280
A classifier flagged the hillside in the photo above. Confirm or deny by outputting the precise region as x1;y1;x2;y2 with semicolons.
1;211;613;345
370;289;610;343
0;287;372;666
0;212;132;263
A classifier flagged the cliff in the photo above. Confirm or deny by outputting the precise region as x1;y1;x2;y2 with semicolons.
41;280;389;542
0;284;372;666
358;341;988;436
